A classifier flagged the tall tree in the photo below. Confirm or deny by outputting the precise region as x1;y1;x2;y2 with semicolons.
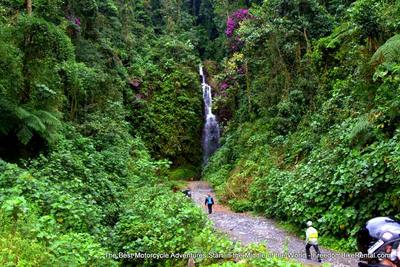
25;0;32;15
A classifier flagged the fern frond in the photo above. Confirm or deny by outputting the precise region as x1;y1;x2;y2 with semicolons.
34;110;62;143
14;106;31;120
15;107;46;133
26;114;46;133
325;22;354;49
0;88;16;112
371;34;400;65
349;115;370;141
17;125;33;145
33;110;61;128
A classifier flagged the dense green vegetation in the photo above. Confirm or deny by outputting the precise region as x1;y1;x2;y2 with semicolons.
2;0;400;265
0;0;298;266
204;0;400;251
0;0;207;266
0;0;207;165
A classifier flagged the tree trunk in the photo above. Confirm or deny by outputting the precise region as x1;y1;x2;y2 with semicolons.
245;60;251;114
25;0;32;15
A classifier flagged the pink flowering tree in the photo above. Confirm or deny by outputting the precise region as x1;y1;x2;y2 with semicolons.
66;15;82;36
225;9;252;52
221;9;253;90
225;9;251;38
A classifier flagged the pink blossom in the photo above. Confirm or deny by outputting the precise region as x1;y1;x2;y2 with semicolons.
135;93;144;99
225;9;252;38
220;81;229;90
75;18;81;26
129;79;141;89
225;17;236;37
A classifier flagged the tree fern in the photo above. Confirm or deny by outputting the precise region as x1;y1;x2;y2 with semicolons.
323;22;354;49
349;114;376;148
17;125;33;145
371;34;400;65
33;110;61;128
33;110;62;143
13;107;61;144
15;107;46;133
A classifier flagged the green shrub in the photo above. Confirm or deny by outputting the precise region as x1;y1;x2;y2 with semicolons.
168;165;198;180
0;232;56;267
228;199;253;213
113;186;207;262
50;233;118;266
16;16;74;61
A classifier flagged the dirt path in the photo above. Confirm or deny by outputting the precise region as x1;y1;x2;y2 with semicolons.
188;181;359;267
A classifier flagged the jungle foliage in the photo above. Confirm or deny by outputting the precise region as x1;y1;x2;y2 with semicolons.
0;0;241;266
2;0;400;265
0;0;301;266
204;0;400;250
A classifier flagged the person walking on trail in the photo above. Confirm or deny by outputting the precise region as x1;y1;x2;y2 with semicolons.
205;193;214;214
305;221;322;262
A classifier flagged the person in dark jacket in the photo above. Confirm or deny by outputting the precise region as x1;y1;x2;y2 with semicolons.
182;189;191;198
357;217;400;267
204;193;214;214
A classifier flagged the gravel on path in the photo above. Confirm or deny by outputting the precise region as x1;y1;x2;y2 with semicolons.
188;181;359;267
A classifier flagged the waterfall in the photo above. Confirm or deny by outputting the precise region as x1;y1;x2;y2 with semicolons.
200;65;220;164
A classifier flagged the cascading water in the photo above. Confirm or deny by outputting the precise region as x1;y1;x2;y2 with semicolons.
200;65;220;164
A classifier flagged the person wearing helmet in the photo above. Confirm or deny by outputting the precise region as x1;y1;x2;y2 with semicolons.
305;220;322;262
357;217;400;267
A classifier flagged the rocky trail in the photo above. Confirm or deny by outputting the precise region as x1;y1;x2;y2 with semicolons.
188;181;359;267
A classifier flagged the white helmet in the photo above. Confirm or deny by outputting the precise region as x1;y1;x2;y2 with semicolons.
306;221;313;227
